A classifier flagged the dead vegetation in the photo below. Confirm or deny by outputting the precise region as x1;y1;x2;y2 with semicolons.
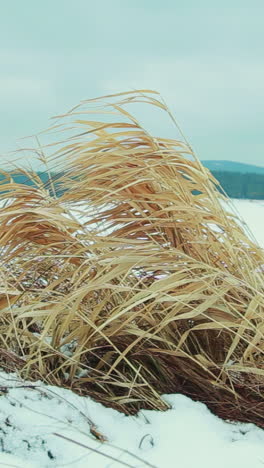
0;91;263;427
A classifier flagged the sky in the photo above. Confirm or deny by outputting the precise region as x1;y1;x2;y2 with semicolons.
0;0;264;168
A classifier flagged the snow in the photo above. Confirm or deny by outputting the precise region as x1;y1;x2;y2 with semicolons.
231;199;264;248
0;199;263;467
0;372;263;468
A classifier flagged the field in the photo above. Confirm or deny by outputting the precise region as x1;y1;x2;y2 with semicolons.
231;200;264;247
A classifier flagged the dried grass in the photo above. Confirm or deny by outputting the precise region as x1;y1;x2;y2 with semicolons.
0;91;263;426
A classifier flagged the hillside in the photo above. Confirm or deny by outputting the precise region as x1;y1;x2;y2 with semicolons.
202;160;264;174
1;159;264;199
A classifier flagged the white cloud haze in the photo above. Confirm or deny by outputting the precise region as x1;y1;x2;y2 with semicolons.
0;0;263;167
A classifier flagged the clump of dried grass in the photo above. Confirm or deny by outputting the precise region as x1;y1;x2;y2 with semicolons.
0;91;263;426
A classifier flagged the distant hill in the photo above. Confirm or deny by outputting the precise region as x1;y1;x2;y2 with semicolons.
0;163;263;199
202;160;264;175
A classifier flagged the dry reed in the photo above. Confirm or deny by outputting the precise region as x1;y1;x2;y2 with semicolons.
0;91;263;427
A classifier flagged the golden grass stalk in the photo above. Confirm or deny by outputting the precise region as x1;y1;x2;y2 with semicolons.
0;90;263;426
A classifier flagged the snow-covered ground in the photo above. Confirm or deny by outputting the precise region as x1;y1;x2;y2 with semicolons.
0;199;263;468
0;371;264;468
231;199;264;248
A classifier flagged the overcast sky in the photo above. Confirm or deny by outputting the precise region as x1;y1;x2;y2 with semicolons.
0;0;263;167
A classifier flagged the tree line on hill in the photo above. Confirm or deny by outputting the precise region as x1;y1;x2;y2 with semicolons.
0;170;263;199
212;171;264;199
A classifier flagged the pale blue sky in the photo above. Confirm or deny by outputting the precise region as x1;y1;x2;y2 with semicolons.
0;0;264;167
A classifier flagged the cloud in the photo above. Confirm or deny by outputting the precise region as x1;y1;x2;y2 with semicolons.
101;56;264;131
0;77;52;102
0;1;263;165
